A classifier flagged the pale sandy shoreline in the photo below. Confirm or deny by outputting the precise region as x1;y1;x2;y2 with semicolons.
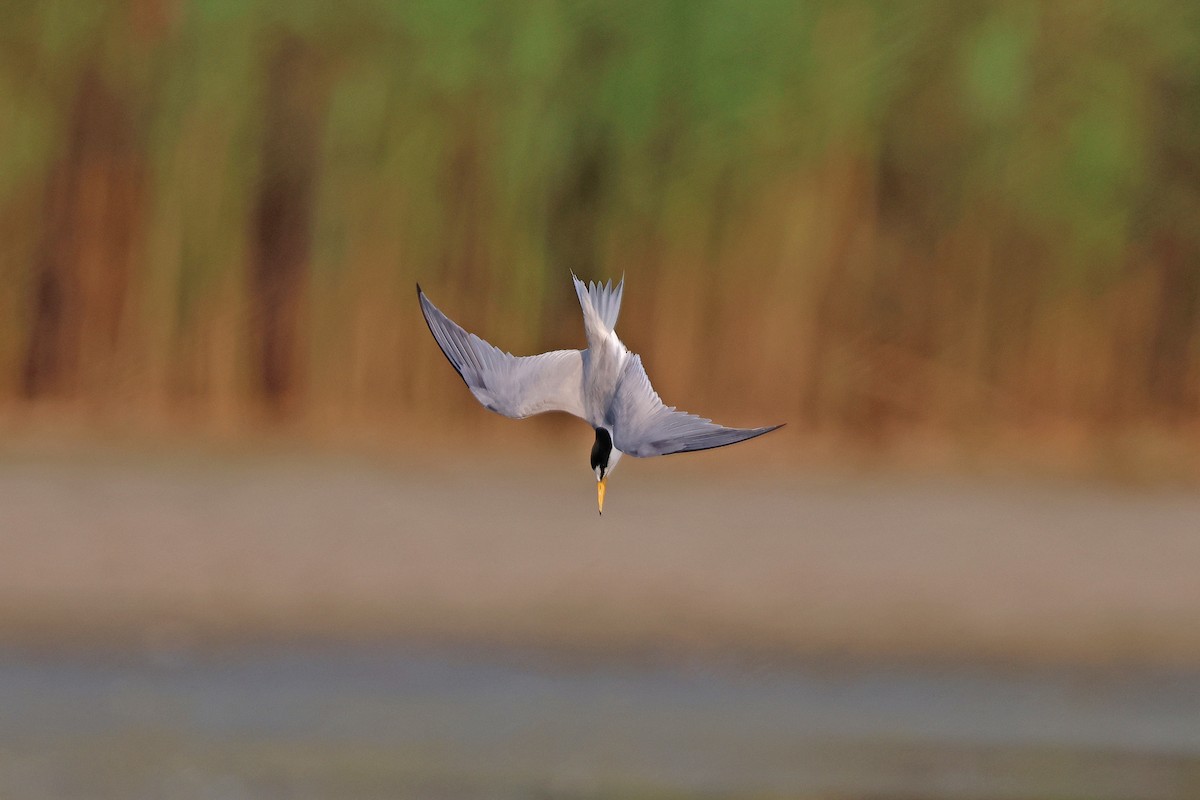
1;446;1198;667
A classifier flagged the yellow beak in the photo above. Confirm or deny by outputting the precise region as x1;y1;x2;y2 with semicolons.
597;477;607;515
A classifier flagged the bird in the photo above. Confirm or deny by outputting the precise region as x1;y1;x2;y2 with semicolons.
417;274;783;514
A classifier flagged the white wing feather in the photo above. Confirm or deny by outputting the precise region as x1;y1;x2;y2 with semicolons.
609;354;782;457
418;287;586;420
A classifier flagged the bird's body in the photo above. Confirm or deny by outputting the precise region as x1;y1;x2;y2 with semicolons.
577;281;627;429
418;274;782;512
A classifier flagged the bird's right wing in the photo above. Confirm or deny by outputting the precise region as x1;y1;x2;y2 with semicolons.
609;354;783;457
419;287;586;420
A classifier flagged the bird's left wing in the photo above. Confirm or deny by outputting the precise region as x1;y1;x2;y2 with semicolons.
609;354;782;457
418;286;586;420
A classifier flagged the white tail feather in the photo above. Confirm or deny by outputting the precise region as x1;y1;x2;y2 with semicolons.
571;272;624;333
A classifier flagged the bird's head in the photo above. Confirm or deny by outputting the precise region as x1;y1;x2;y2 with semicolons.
590;427;622;515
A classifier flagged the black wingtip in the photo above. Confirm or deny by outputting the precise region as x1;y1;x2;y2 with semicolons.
415;281;423;296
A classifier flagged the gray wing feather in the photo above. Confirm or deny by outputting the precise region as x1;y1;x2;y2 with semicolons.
418;287;585;420
609;354;783;457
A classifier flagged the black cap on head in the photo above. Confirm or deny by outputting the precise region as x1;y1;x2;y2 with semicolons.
590;427;613;474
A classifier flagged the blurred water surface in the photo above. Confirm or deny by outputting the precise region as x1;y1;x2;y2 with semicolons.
1;644;1198;800
1;449;1199;798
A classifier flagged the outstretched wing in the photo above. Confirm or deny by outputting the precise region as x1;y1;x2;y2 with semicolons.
609;354;782;457
418;286;585;420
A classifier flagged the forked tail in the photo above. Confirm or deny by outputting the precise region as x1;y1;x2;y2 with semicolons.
571;273;625;343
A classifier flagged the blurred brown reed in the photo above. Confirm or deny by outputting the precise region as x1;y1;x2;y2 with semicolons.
0;1;1197;467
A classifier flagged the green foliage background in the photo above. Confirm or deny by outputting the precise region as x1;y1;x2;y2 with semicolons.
1;1;1198;453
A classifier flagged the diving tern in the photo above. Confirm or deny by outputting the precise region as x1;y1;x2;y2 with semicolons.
418;274;782;513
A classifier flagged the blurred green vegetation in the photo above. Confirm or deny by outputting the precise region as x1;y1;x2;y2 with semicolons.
0;0;1198;451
